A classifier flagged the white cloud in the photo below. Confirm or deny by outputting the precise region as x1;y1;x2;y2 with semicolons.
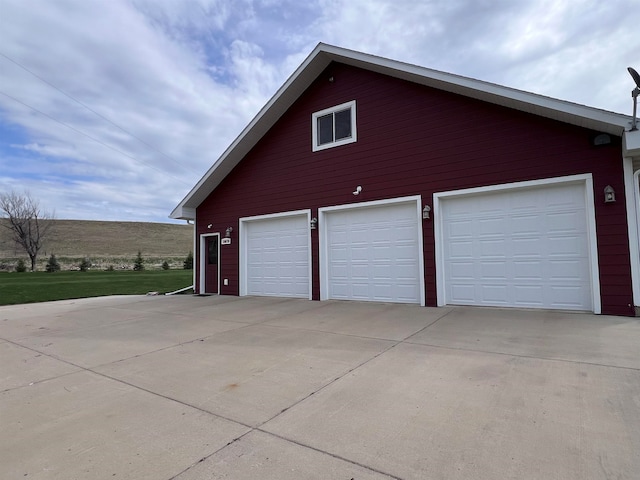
0;0;638;222
0;0;252;221
307;0;638;113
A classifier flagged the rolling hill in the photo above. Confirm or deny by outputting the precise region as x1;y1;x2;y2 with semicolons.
0;220;193;270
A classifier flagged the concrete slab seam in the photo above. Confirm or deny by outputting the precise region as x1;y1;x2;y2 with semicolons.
87;325;257;369
1;369;81;394
255;306;456;342
255;429;404;480
245;300;337;326
0;337;257;428
399;308;456;341
3;318;254;371
255;321;406;342
256;342;401;429
166;430;255;480
402;340;640;372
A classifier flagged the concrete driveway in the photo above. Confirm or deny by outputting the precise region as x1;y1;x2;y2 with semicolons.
1;295;639;479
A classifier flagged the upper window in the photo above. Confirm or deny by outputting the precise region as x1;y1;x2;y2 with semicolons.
312;100;357;152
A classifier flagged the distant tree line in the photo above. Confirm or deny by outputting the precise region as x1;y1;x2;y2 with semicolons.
1;190;195;273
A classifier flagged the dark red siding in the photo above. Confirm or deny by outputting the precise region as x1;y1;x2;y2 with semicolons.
197;62;634;316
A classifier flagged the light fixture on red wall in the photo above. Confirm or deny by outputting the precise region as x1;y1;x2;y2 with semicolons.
604;185;616;203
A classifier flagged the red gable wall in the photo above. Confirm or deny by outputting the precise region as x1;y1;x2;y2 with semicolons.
197;62;633;316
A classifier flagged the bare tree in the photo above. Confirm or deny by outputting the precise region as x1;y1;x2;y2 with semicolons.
0;191;54;271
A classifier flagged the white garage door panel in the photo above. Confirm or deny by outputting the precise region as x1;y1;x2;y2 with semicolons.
442;182;593;310
325;201;421;304
245;215;309;298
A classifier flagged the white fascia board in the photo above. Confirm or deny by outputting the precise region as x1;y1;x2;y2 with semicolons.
169;205;196;220
171;45;332;215
320;44;630;135
624;130;640;158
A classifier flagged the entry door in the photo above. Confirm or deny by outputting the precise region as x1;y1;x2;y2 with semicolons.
204;235;219;294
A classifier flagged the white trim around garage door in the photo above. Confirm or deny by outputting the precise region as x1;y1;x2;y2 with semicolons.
239;209;313;299
433;174;601;313
319;195;426;306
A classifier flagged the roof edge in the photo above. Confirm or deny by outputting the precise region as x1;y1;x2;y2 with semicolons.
170;43;332;217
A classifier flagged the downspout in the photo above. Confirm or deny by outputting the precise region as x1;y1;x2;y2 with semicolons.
192;219;197;294
623;155;640;314
632;166;640;313
165;284;194;296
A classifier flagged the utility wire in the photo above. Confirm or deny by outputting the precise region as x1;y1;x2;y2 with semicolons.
0;50;202;176
0;90;192;186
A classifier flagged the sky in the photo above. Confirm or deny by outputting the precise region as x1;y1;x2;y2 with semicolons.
0;0;638;224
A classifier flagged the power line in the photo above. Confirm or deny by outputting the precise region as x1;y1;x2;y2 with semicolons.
0;90;192;187
0;50;202;176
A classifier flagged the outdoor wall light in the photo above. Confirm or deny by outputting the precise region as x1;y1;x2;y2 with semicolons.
310;217;318;230
353;185;362;195
423;205;431;219
592;133;611;146
207;224;212;229
225;227;233;237
604;185;616;203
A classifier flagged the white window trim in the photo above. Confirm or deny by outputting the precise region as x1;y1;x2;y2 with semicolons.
312;100;357;152
318;195;426;306
433;174;601;314
239;209;313;300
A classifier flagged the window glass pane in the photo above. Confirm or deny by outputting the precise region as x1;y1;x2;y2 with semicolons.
317;114;334;145
334;108;352;140
208;237;218;264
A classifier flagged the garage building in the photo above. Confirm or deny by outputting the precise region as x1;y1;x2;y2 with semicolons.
172;44;640;316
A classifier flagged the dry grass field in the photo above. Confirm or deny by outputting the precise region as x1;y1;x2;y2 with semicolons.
0;220;193;271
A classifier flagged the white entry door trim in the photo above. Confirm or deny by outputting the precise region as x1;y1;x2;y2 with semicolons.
199;232;220;295
319;195;425;305
434;174;601;313
239;209;312;299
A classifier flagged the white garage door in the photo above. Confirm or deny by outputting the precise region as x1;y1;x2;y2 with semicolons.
323;201;422;304
244;213;310;298
441;182;593;310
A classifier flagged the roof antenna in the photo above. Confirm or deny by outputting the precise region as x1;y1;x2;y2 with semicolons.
628;67;640;131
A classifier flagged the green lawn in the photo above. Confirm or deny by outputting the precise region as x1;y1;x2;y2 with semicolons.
0;270;194;306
